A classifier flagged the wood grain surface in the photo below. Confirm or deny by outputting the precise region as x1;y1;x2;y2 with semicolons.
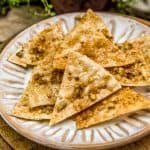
0;6;149;150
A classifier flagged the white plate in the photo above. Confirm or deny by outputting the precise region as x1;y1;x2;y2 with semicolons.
0;12;150;150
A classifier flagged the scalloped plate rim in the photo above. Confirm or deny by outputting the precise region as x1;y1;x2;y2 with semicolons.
1;111;150;150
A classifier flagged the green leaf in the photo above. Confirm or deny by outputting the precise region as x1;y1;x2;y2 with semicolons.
50;11;56;16
47;4;53;9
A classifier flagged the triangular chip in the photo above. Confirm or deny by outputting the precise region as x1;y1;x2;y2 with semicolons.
108;41;150;86
8;46;27;67
75;88;150;129
11;89;53;120
75;9;112;39
27;56;63;108
8;22;64;67
50;51;121;125
53;9;134;70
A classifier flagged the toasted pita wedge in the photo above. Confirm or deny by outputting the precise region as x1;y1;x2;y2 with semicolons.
109;41;150;86
108;62;150;86
75;88;150;129
27;56;63;108
76;9;112;39
50;51;121;125
11;89;53;120
131;34;150;76
53;9;134;70
8;22;63;67
8;46;27;67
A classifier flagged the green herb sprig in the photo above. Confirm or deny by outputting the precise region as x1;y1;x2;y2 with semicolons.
0;0;55;16
0;0;138;17
112;0;137;14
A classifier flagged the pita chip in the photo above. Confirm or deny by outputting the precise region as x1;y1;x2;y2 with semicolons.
75;88;150;129
108;41;150;86
50;51;121;125
19;22;63;108
53;9;134;70
75;9;112;39
12;59;63;117
11;89;53;120
8;22;64;67
27;56;63;108
8;46;27;67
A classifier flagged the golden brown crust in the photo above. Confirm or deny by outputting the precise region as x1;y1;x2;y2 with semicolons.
75;88;150;129
76;9;112;39
50;51;121;125
108;62;150;86
8;22;64;67
8;46;27;68
18;22;64;108
27;55;63;108
12;57;64;117
11;88;53;120
109;41;150;86
53;10;135;70
130;34;150;77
